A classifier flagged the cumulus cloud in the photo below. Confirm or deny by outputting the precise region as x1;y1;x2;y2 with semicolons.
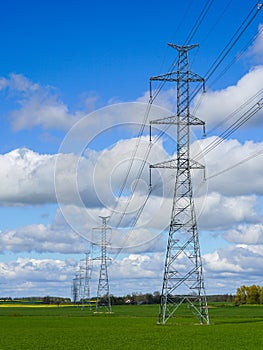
0;148;58;205
194;65;263;129
0;73;88;131
203;244;263;293
0;74;173;133
0;73;39;93
0;257;77;297
0;133;169;207
198;192;260;231
10;93;83;131
224;224;263;244
198;137;263;196
247;23;263;62
1;65;263;297
110;253;163;280
52;205;167;253
0;223;86;254
2;245;263;297
0;253;165;297
137;88;177;112
1;137;263;243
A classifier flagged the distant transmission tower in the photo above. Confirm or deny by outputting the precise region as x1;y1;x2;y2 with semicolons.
72;250;93;308
83;251;93;308
93;216;112;313
150;43;210;325
72;273;79;304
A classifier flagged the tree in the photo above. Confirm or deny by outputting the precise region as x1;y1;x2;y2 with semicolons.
260;287;263;305
235;285;248;305
247;285;260;304
235;284;263;305
43;296;51;304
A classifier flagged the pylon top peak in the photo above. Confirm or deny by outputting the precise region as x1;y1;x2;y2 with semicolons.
99;215;110;223
168;43;199;52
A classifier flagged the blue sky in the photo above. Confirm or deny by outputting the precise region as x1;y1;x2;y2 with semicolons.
1;0;263;298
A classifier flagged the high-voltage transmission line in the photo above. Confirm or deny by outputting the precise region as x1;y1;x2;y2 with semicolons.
72;251;93;308
150;43;210;325
93;216;112;313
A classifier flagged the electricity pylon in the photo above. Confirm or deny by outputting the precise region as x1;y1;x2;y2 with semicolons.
83;251;93;308
79;251;93;309
72;273;79;304
150;43;209;325
72;250;93;308
93;216;112;313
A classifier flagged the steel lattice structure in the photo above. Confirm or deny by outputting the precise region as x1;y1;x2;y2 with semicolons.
83;252;93;307
71;251;93;308
93;216;112;313
150;43;210;325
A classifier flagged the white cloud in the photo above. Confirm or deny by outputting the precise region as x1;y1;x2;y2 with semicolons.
224;224;263;244
110;253;162;280
203;244;263;293
198;192;260;231
2;65;263;297
137;88;177;112
204;250;245;274
0;223;86;254
52;205;167;253
0;73;39;93
248;23;263;62
0;73;86;131
10;93;83;131
194;65;263;129
1;138;262;247
0;253;165;297
0;257;77;297
198;137;263;196
0;148;57;205
0;74;173;133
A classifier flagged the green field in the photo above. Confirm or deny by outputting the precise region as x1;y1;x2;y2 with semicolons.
0;304;263;349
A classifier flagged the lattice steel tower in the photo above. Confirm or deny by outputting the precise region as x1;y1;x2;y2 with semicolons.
150;43;209;325
94;216;112;313
83;251;93;308
72;251;93;308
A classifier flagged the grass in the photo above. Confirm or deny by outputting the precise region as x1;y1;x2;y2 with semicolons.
0;304;263;349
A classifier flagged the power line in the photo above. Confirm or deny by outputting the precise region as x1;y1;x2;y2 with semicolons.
150;1;216;105
199;0;234;46
195;97;263;161
205;2;261;82
108;3;263;251
207;87;263;136
184;0;215;45
206;146;263;181
191;3;262;109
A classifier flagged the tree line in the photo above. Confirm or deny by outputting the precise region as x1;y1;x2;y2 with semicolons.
235;285;263;305
3;289;260;306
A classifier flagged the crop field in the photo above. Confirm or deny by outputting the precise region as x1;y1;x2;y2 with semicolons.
0;304;263;350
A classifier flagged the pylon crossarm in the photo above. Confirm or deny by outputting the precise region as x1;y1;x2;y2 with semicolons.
183;71;204;83
168;43;199;51
150;71;204;84
150;115;177;125
150;158;177;169
150;71;177;82
150;158;204;170
150;114;205;126
189;159;204;169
